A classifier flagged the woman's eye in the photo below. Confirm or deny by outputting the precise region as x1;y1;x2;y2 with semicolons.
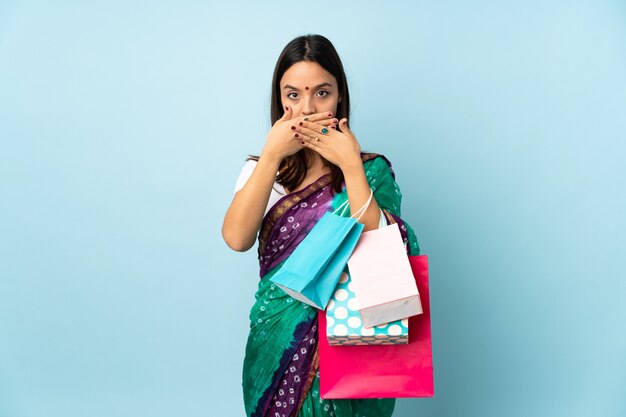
287;91;329;99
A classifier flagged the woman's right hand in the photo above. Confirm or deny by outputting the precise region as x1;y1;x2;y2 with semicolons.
262;106;338;161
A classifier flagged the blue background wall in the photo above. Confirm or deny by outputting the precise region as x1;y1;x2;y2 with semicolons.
1;1;625;416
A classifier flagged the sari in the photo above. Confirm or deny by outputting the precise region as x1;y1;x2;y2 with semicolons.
242;152;421;417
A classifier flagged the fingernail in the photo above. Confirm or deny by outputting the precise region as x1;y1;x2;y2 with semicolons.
300;141;305;145
327;112;332;116
332;118;338;123
298;121;303;126
291;126;296;130
330;125;336;129
285;106;289;111
294;133;299;137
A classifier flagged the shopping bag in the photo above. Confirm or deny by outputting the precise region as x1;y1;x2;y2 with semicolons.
319;255;434;398
347;222;422;327
326;269;409;345
270;190;373;310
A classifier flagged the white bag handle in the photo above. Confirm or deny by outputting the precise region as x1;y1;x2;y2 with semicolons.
332;188;374;222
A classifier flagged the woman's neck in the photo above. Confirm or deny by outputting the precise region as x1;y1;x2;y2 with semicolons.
306;150;329;173
283;151;331;194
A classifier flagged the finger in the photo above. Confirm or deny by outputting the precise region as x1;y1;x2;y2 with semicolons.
302;110;336;123
281;105;293;121
293;126;331;142
296;121;336;136
298;119;338;131
299;138;323;153
338;118;352;135
292;129;325;144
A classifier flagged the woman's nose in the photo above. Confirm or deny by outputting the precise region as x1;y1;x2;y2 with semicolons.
301;97;315;115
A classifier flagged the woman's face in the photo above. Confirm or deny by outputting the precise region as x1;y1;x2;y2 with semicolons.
280;61;340;118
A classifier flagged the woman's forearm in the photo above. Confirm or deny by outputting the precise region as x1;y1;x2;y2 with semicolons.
222;152;281;251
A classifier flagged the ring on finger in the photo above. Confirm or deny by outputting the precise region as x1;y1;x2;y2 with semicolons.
321;127;329;134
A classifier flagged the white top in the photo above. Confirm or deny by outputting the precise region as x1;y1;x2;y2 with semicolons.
233;158;387;226
233;159;287;217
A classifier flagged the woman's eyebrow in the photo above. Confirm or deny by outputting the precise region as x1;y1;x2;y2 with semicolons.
283;82;333;90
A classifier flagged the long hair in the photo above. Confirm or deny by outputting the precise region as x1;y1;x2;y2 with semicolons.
248;34;351;194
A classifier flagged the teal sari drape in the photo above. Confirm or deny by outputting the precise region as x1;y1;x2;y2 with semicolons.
242;153;420;417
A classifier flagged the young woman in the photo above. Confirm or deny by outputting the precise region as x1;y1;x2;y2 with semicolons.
222;34;421;417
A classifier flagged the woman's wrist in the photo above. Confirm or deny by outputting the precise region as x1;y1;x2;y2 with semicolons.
259;148;283;169
339;154;364;174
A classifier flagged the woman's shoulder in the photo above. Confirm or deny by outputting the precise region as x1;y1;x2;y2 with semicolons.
242;156;259;167
234;156;285;195
360;152;396;180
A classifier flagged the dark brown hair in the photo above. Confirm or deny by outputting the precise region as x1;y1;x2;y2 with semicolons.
248;34;351;194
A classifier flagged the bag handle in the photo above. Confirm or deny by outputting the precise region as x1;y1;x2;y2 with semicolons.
332;188;374;222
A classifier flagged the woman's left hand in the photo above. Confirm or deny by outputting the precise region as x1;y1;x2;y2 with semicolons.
291;118;362;171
